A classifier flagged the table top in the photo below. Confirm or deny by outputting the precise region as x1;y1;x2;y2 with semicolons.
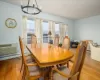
26;43;73;67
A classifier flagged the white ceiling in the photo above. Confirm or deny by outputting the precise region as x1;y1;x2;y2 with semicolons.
1;0;100;19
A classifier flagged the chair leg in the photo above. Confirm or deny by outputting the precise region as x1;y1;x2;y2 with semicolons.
20;64;23;73
67;61;69;68
20;61;23;72
49;67;53;80
22;70;25;80
77;73;80;80
22;67;26;80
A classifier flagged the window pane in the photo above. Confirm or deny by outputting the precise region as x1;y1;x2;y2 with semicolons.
42;21;49;43
27;20;35;34
55;23;59;35
27;20;35;44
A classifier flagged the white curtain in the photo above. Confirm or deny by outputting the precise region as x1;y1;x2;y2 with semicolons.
59;24;68;43
22;16;27;45
63;24;67;37
52;22;55;38
48;21;55;42
66;25;68;36
48;21;52;32
35;18;43;43
59;24;63;43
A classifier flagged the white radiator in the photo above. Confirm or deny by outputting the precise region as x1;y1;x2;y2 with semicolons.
0;43;17;56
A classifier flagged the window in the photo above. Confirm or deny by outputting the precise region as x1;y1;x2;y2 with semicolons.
42;21;49;43
55;23;60;35
27;20;35;44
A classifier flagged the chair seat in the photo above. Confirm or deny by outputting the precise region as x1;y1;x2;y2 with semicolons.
26;54;35;63
53;66;70;80
26;54;41;77
28;66;41;76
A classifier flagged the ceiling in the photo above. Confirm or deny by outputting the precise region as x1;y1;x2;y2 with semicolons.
1;0;100;19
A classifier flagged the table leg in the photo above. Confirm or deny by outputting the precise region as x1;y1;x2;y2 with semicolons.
43;67;49;80
43;67;53;80
49;67;53;80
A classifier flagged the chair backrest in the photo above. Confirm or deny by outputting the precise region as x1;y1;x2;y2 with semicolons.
70;41;87;76
19;36;27;65
62;36;70;50
31;34;37;44
31;34;37;47
75;42;82;54
54;34;59;46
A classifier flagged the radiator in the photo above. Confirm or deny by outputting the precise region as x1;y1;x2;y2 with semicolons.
0;43;17;56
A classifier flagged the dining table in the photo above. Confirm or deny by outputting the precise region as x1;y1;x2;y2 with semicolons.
26;43;73;80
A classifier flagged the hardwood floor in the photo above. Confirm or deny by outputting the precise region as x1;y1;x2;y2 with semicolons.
0;57;21;80
0;49;100;80
80;51;100;80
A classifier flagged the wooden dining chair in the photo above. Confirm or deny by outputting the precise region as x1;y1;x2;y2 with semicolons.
54;34;59;46
51;41;87;80
69;41;87;63
31;34;37;47
69;42;82;63
19;36;42;80
58;36;70;67
19;37;35;73
62;36;70;50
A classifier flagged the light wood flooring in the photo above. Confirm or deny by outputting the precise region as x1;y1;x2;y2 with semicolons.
0;49;100;80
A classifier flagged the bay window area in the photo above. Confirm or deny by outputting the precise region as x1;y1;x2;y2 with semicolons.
26;18;68;44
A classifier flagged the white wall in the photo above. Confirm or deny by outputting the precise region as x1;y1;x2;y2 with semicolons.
0;1;74;46
0;1;22;44
74;15;100;44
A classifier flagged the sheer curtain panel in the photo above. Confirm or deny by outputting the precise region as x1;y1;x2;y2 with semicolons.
22;16;27;45
35;18;43;43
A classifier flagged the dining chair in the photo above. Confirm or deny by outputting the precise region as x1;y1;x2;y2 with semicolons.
62;36;70;50
31;34;37;47
58;36;70;67
19;36;42;80
59;41;81;68
54;34;59;46
19;37;35;73
69;42;82;63
51;41;87;80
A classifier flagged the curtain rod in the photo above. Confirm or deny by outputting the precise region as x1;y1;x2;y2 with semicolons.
23;15;68;25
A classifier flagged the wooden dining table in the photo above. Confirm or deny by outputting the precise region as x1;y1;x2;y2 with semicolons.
26;43;73;80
